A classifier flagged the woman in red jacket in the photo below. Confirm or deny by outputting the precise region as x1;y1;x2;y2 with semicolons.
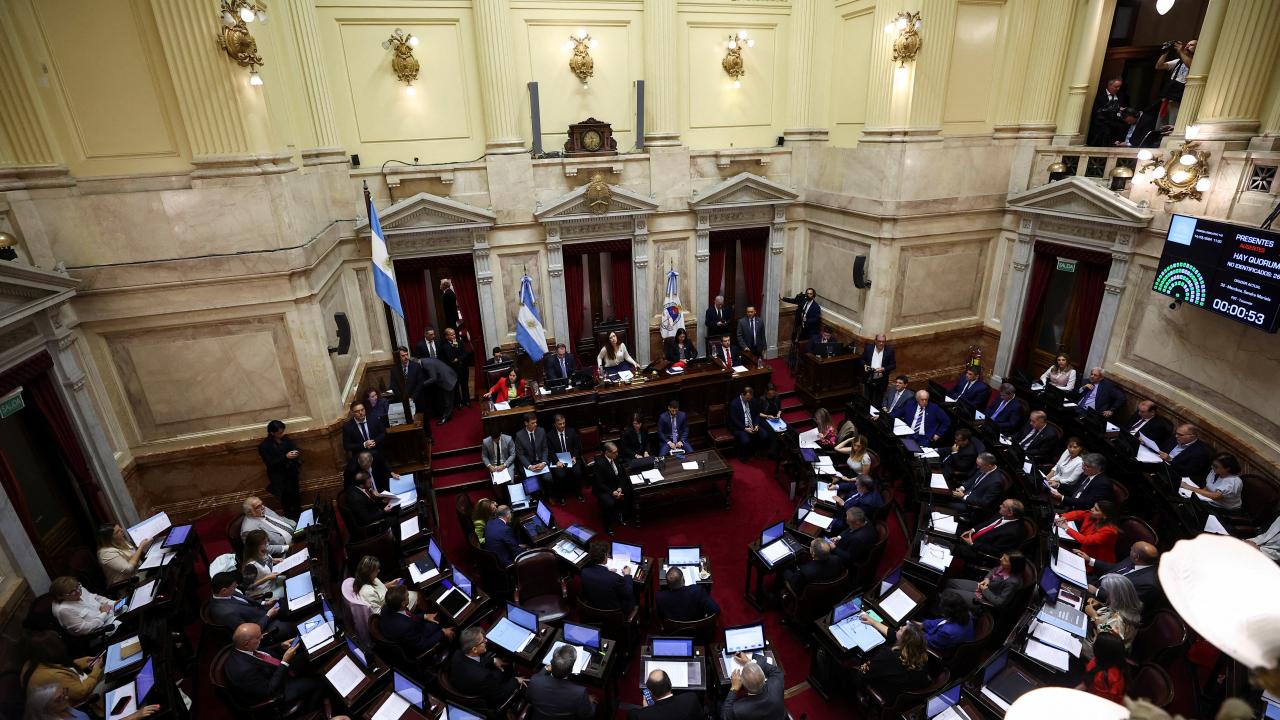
484;368;527;403
1055;500;1120;563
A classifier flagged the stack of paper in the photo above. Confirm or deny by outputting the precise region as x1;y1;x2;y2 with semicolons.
731;365;749;373
324;655;365;696
804;513;834;531
542;642;590;674
408;562;440;584
139;542;175;570
493;401;511;411
919;447;940;459
815;483;837;503
492;468;512;484
642;469;665;483
930;473;950;490
1030;620;1083;657
892;419;913;437
605;557;639;576
681;461;699;470
1024;637;1070;671
630;474;647;486
488;617;535;653
799;429;821;448
400;516;420;539
300;620;335;651
878;588;916;623
918;541;954;572
831;617;886;652
759;541;792;566
930;512;959;535
1050;547;1089;586
127;512;171;546
275;548;310;573
1036;602;1089;637
554;539;586;563
1055;520;1078;542
371;693;411;720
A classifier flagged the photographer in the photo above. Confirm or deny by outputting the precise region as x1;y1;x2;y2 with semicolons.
1155;39;1196;127
258;420;302;518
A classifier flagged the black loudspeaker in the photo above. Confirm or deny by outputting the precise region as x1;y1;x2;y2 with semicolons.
350;154;360;168
328;312;351;355
853;255;872;289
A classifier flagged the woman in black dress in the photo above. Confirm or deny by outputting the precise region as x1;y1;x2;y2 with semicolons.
257;420;301;518
619;413;654;461
856;620;932;699
664;328;698;364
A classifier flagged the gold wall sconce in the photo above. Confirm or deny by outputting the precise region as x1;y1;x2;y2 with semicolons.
722;31;754;89
564;29;597;87
218;0;267;85
382;28;421;95
884;11;923;67
1138;141;1212;202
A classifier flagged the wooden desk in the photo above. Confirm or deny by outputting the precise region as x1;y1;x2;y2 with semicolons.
358;689;443;720
401;548;448;595
743;536;804;611
638;645;710;692
319;646;390;712
384;420;429;469
795;352;860;410
628;451;733;525
545;628;621;710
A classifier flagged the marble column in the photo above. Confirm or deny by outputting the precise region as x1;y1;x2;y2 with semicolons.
0;1;70;188
632;218;651;365
1193;0;1280;141
472;232;500;354
764;207;787;359
783;0;827;142
1168;0;1227;141
1053;0;1115;146
1018;0;1076;136
280;0;346;165
472;0;526;154
694;216;711;329
863;0;956;142
993;222;1035;379
1086;247;1131;370
1262;59;1280;140
991;0;1038;136
643;0;680;146
545;227;570;352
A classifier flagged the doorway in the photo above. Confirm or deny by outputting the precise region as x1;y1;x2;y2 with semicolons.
393;255;487;401
562;239;633;360
1013;243;1111;378
708;228;768;315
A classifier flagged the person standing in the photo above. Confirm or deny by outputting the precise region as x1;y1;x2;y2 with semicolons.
862;334;896;402
257;420;301;519
705;295;734;354
441;327;473;407
736;306;767;360
440;278;459;330
1155;39;1196;127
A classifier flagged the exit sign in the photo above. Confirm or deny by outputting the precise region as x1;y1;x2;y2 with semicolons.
0;389;23;418
1056;258;1078;273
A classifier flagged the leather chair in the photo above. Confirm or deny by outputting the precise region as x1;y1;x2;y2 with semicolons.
1133;610;1188;665
475;547;513;601
512;549;568;623
335;491;388;542
345;529;399;578
784;569;849;629
369;613;445;685
578;426;602;465
1129;663;1175;709
1237;474;1280;531
1116;517;1158;561
227;515;246;556
200;600;233;652
866;668;950;720
1112;479;1131;508
209;645;305;719
658;613;718;647
706;404;734;451
576;597;638;660
340;577;373;646
455;493;475;544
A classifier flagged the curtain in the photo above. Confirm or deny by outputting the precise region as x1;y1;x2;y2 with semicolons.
740;234;767;311
448;264;487;393
1036;240;1112;266
708;237;727;305
0;352;51;546
393;258;429;349
609;249;633;327
1010;252;1055;372
1072;260;1109;364
564;256;585;353
28;370;112;522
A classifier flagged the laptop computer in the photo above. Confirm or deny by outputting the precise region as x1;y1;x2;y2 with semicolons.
545;376;571;391
651;637;694;657
926;683;967;719
436;568;474;617
645;637;702;688
487;602;539;654
446;703;485;720
564;524;594;545
162;524;192;548
564;622;601;651
105;657;156;720
980;650;1039;710
393;671;425;709
668;546;700;566
508;481;532;511
721;623;766;675
346;637;369;669
609;541;643;574
758;522;795;567
522;501;554;538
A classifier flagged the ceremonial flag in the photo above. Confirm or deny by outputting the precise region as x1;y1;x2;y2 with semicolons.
516;274;548;361
367;198;403;318
660;269;685;338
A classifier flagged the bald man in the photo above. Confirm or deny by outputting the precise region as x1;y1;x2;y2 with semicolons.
1076;541;1163;613
723;651;785;720
225;623;322;709
892;389;950;445
628;669;702;720
1121;400;1173;450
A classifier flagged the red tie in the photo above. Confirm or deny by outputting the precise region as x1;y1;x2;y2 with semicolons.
973;519;1002;539
255;651;282;666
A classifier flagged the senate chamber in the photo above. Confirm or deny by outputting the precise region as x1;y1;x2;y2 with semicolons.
1;0;1279;719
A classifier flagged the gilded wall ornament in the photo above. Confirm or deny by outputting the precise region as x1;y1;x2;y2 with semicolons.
382;29;421;86
889;11;923;67
584;174;612;214
217;1;265;70
568;33;596;84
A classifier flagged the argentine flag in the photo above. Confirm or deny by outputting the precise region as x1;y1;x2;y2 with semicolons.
660;269;685;338
368;200;404;318
516;274;548;361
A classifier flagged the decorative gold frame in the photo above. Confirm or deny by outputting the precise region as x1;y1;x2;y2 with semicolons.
1141;140;1211;202
890;11;923;67
568;34;595;84
217;1;265;69
382;29;420;86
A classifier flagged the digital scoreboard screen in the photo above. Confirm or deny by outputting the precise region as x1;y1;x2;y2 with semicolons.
1152;214;1280;333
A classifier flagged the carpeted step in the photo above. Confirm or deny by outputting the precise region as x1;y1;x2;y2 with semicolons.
432;450;481;471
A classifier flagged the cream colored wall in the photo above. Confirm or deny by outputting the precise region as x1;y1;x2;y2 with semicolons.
829;0;876;147
940;0;1003;136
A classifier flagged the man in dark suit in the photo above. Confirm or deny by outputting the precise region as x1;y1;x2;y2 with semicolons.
226;623;321;710
343;450;396;492
484;505;525;566
1158;423;1213;479
344;471;395;528
728;386;765;458
415;327;443;361
592;443;630;534
1122;400;1173;450
954;499;1026;562
833;507;876;568
942;428;984;478
657;566;720;621
528;645;595;720
547;413;585;504
795;287;821;342
1016;411;1060;464
712;335;741;369
950;366;990;408
441;327;473;407
736;305;767;359
783;538;843;595
450;627;523;708
723;651;785;720
379;585;451;656
862;334;896;401
341;401;387;461
1088;77;1128;146
828;475;883;536
985;383;1025;436
440;278;459;329
705;295;734;352
418;356;457;424
1080;541;1163;610
543;343;579;382
208;572;292;640
1053;453;1113;511
894;390;950;446
389;346;425;421
581;541;634;615
630;669;702;720
658;401;689;457
1077;367;1125;418
947;453;1004;517
515;412;551;480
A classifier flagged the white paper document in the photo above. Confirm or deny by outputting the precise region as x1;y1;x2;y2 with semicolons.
878;588;916;623
930;512;959;535
371;693;411;720
666;564;700;587
816;482;837;503
1204;514;1229;535
731;365;749;374
542;642;590;674
1051;547;1089;586
892;419;913;437
139;543;174;570
646;660;689;688
1178;477;1199;499
815;455;833;467
493;401;511;411
1030;620;1083;657
759;541;793;566
918;541;954;572
630;474;647;486
554;539;586;563
930;473;950;490
804;512;834;531
642;469;665;482
944;396;956;404
1105;422;1120;433
935;707;970;720
488;616;535;653
918;447;940;459
799;428;821;448
681;461;699;470
1062;401;1078;408
129;580;157;610
1025;638;1070;672
408;562;440;584
301;620;335;651
491;468;512;484
1023;461;1034;475
831;618;886;653
400;516;420;538
275;548;310;574
1031;382;1044;391
1137;445;1165;464
324;655;365;697
127;512;171;546
1055;521;1078;542
1137;433;1162;452
816;464;843;477
974;410;986;420
606;558;639;576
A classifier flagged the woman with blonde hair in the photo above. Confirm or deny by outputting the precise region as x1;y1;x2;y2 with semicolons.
354;555;418;612
836;434;871;474
854;621;932;697
1040;354;1077;390
472;498;498;545
95;524;151;588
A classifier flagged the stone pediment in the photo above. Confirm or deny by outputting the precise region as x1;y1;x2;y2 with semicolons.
1007;176;1153;227
535;182;658;222
0;261;78;332
355;192;496;236
689;172;798;209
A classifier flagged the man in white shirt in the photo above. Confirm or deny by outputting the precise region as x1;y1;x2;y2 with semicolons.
50;576;116;636
1155;39;1196;126
240;495;297;555
1248;516;1280;563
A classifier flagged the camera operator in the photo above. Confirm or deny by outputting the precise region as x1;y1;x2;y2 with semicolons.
1156;39;1196;127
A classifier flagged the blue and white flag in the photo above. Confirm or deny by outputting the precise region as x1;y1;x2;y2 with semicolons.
516;274;548;361
368;200;403;318
660;269;685;338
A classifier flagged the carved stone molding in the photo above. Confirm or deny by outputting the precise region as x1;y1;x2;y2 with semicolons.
1104;281;1124;295
1013;260;1030;272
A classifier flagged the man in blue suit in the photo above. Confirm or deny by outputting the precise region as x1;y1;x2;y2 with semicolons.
984;383;1024;435
543;343;578;381
483;505;525;566
947;453;1003;517
893;390;950;445
656;567;720;621
728;387;764;458
951;366;990;408
658;400;689;456
1077;366;1125;418
379;585;451;656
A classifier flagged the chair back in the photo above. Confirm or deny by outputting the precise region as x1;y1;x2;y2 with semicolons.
455;493;476;545
576;597;632;651
708;403;726;427
341;577;373;646
475;548;512;600
1133;609;1188;664
659;613;719;647
793;570;849;625
853;523;889;592
1112;479;1130;507
369;613;419;680
513;549;562;601
200;601;233;649
1130;663;1175;708
579;425;601;459
1018;518;1041;553
883;669;951;716
1240;474;1280;528
1116;517;1158;561
948;612;994;670
345;529;398;578
226;515;245;555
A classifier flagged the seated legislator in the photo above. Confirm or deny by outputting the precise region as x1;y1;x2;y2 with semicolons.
1076;367;1125;418
946;453;1003;517
1079;633;1127;704
486;368;528;404
20;630;105;712
529;645;595;720
1051;453;1113;512
1040;354;1077;391
1180;453;1243;511
598;331;640;374
941;552;1027;612
835;475;884;518
472;499;497;546
1015;411;1061;465
620;413;655;461
354;555;418;612
722;651;786;720
239;530;283;603
658;401;689;457
344;449;397;493
712;335;742;369
862;334;897;401
449;628;523;707
343;472;396;528
984;383;1025;436
881;375;913;416
782;538;844;596
860;593;973;655
1158;424;1214;480
580;541;634;615
953;499;1027;563
379;585;452;656
592;443;632;534
737;306;767;359
482;428;517;477
851;621;932;699
484;505;526;566
950;366;990;408
728;386;765;458
548;413;586;504
834;435;872;476
342;400;387;461
1083;575;1142;654
758;384;783;427
1247;515;1280;563
1121;400;1173;450
941;428;984;477
49;576;116;637
515;412;551;479
805;326;838;355
657;566;721;621
96;523;152;588
1077;542;1163;610
812;408;838;449
543;343;579;382
705;295;734;347
893;390;950;446
664;328;698;364
833;508;877;569
630;669;702;720
226;622;322;711
1045;437;1086;490
207;571;291;640
1056;501;1121;564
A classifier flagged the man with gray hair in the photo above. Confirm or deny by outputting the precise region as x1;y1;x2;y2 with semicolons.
592;442;630;534
484;504;525;566
1158;423;1213;480
784;537;843;595
949;452;1003;516
1015;410;1059;464
984;383;1024;435
1077;366;1124;417
527;645;594;720
723;650;785;720
449;627;523;706
1053;452;1113;512
833;507;876;568
240;495;295;555
705;294;734;353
